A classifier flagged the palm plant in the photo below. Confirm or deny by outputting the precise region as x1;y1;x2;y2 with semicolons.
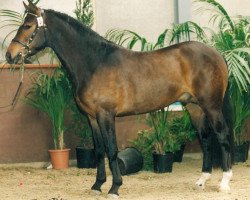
195;0;250;92
230;82;250;145
105;21;206;51
74;0;94;28
130;109;182;171
149;109;181;154
25;68;72;150
170;108;197;146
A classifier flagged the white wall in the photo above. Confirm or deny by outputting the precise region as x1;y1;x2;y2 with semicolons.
95;0;175;42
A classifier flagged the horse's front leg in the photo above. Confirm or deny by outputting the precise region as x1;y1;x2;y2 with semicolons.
88;115;106;194
196;129;212;189
97;111;122;197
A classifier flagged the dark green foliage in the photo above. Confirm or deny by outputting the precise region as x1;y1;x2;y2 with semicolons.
69;101;93;149
171;108;197;146
130;130;154;171
74;0;94;28
131;108;197;170
230;82;250;145
148;109;181;154
25;68;72;150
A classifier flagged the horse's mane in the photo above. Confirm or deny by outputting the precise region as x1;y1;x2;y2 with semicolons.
46;9;110;44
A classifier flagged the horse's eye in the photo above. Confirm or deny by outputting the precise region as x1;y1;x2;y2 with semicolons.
23;25;31;30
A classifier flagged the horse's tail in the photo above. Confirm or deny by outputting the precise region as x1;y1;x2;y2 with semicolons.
222;81;234;165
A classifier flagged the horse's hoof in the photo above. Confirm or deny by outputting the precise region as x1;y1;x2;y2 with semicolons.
107;193;119;199
219;185;231;193
195;172;211;190
195;182;205;190
91;189;101;196
218;170;232;193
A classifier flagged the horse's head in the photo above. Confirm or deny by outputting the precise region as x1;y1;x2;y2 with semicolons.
6;0;47;64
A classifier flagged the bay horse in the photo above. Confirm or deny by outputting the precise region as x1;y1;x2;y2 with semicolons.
6;1;233;197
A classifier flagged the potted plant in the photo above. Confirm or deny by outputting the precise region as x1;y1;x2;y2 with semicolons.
230;82;250;163
148;109;181;173
70;102;96;168
170;108;197;162
25;68;72;169
131;110;181;173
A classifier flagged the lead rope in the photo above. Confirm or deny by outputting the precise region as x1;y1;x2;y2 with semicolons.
0;67;24;110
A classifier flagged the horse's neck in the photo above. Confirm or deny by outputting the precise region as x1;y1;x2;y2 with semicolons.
45;11;108;90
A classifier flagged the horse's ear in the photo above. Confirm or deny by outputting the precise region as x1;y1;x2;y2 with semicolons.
23;1;29;11
23;0;39;14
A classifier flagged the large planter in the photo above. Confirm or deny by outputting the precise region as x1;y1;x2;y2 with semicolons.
76;147;96;168
49;149;70;169
117;147;143;175
153;152;174;173
234;142;249;163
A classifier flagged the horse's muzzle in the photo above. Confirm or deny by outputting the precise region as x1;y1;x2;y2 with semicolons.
5;51;22;64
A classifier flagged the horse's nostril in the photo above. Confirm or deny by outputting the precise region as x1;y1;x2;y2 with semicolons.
5;52;13;63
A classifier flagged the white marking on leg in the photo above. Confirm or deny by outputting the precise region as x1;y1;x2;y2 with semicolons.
108;193;119;199
219;170;233;193
195;172;211;189
91;189;101;196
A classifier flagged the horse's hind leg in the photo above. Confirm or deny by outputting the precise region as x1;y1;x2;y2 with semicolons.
203;107;232;192
186;103;213;189
96;110;122;197
88;116;106;194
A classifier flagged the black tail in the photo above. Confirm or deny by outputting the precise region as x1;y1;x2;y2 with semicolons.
222;82;234;165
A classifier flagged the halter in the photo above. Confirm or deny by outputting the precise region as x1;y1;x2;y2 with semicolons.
11;9;47;56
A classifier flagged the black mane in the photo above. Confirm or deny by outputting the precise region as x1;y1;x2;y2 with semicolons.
45;9;114;46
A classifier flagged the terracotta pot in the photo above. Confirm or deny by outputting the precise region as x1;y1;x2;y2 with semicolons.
48;149;70;169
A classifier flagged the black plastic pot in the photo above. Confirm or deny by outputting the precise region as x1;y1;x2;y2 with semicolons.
234;142;249;163
76;147;96;168
117;147;143;175
173;145;185;162
153;152;174;173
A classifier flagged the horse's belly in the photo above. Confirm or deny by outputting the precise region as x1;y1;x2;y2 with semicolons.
116;90;179;116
